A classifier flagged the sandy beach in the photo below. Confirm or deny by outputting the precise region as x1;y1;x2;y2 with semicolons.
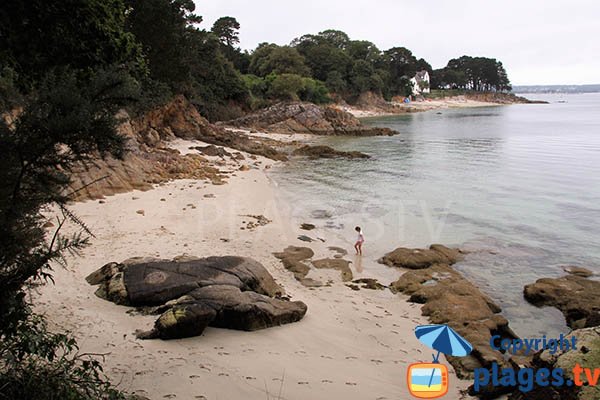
35;139;472;400
342;96;506;118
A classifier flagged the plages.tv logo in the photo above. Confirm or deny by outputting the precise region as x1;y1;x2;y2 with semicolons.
407;324;473;399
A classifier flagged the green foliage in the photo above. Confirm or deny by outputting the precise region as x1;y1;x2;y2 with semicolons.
0;67;22;110
267;73;305;101
432;55;511;92
0;0;145;87
249;44;310;77
0;306;126;400
0;66;138;399
288;29;437;102
212;16;241;47
292;35;352;82
243;73;330;104
299;77;331;104
125;0;248;120
350;60;383;94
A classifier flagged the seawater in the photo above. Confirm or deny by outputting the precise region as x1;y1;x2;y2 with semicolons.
269;93;600;338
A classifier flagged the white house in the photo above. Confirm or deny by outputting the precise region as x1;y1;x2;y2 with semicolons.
410;70;431;95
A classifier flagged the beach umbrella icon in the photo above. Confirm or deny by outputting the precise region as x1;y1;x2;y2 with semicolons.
415;324;473;387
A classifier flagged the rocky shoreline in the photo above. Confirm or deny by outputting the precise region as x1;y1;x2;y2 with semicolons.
341;91;548;118
46;96;597;400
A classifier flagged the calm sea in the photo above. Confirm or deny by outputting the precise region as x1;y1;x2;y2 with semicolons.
269;93;600;338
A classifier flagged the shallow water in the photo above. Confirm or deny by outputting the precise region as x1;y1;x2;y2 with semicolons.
269;93;600;338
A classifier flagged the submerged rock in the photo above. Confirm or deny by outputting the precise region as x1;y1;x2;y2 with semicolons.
300;223;316;231
87;256;307;340
292;145;370;159
312;258;353;282
524;275;600;329
273;247;354;286
379;244;464;269
273;246;316;285
388;247;527;379
562;265;594;278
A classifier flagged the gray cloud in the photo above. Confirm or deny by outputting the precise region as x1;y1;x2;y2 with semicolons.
196;0;600;85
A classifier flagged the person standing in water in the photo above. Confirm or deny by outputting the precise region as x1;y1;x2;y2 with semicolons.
354;226;365;255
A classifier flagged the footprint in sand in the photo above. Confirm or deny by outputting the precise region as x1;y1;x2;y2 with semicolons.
245;376;256;380
320;355;333;360
345;356;357;360
345;382;357;386
298;381;309;385
322;379;333;384
217;352;230;356
218;373;229;377
163;395;176;399
194;396;207;400
189;375;200;379
370;359;383;365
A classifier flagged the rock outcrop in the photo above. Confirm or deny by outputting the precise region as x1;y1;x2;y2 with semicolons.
292;145;370;159
379;244;464;270
69;96;286;200
87;256;307;340
524;274;600;329
273;246;355;286
386;245;527;379
226;102;397;136
505;327;600;400
273;246;316;287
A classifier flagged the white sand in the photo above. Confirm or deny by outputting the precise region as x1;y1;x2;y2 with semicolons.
35;141;472;399
344;96;504;118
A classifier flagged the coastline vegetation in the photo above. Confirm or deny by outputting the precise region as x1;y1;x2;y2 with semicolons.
0;1;516;398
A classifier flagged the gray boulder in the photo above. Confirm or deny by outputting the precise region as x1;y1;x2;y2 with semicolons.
87;256;307;340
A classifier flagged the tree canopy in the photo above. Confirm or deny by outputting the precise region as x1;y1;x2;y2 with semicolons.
431;56;512;92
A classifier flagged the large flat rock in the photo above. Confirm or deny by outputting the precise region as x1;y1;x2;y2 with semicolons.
379;244;464;269
388;248;528;380
524;275;600;329
87;256;307;340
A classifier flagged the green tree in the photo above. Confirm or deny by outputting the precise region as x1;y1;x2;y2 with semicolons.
125;0;200;86
0;0;144;87
316;29;350;49
211;16;241;47
249;44;310;77
292;35;352;82
346;40;382;64
382;47;417;96
125;0;247;119
0;66;138;400
350;60;382;94
266;73;305;101
435;55;511;91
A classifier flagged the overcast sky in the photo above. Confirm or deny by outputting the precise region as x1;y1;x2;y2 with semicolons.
195;0;599;85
